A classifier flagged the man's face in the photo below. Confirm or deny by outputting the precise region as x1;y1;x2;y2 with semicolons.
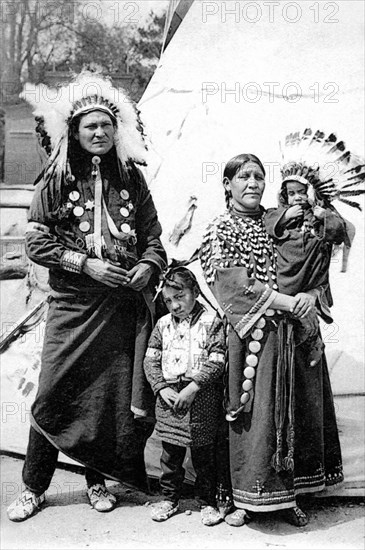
75;111;115;155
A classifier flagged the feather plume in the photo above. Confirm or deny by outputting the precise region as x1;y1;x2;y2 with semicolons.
20;68;148;169
280;128;365;210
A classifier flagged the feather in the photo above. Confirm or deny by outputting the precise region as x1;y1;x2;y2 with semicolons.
337;197;363;210
280;128;365;210
20;68;147;170
169;196;198;246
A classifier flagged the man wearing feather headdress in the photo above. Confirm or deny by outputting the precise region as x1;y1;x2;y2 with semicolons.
7;70;167;521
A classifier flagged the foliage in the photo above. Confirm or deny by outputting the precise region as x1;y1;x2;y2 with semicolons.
1;1;166;104
1;0;77;101
71;12;165;101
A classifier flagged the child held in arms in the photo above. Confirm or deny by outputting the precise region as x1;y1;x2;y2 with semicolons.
265;172;347;366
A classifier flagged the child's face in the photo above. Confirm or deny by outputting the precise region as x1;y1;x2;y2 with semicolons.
286;181;309;206
162;284;198;320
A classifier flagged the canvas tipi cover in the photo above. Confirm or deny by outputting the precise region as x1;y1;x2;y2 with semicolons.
138;0;365;495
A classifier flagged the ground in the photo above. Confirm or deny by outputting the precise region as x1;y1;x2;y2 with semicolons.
1;455;364;550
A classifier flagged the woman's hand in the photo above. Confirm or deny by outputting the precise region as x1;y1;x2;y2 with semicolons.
83;258;130;287
159;387;179;408
173;382;200;414
292;292;316;318
126;262;154;292
271;293;300;313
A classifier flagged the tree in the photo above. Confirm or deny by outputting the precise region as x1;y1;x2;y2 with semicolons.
72;20;130;75
128;12;166;100
1;0;79;102
70;10;166;101
1;2;166;103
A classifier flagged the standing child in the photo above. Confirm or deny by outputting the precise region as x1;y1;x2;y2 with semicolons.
144;266;225;526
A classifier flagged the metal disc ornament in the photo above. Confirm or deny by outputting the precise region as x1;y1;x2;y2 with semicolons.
240;392;250;405
246;354;258;367
69;191;80;202
120;207;129;218
73;206;84;217
120;189;130;200
249;341;261;353
244;366;256;379
79;221;90;233
255;317;266;329
242;379;253;391
252;328;264;341
120;223;131;234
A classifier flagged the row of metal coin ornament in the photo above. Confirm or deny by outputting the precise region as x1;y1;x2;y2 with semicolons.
67;189;91;233
225;311;274;422
66;159;134;236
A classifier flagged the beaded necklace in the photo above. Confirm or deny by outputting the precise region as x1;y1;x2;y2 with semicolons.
200;209;278;289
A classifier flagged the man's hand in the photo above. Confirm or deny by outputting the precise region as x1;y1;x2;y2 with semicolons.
173;382;200;414
159;387;179;408
83;258;130;287
292;292;316;318
126;262;154;292
284;205;304;221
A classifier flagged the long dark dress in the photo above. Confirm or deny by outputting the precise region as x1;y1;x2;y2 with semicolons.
25;147;167;485
200;207;343;512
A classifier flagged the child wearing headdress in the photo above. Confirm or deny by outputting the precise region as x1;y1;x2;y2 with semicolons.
265;175;347;365
144;266;226;526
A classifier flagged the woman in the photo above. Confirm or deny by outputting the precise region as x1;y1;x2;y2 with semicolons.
199;154;343;527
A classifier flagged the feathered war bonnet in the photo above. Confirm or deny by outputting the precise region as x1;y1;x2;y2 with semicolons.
279;128;365;210
20;69;148;187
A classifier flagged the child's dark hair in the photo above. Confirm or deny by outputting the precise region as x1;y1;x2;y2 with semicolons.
278;181;289;206
161;266;200;294
223;153;266;208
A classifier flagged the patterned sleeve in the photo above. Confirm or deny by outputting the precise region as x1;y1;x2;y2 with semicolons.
199;217;277;339
143;320;170;395
193;315;226;388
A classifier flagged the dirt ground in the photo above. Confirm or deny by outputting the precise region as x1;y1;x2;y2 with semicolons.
1;455;364;550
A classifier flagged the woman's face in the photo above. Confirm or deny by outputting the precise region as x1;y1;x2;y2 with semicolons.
225;161;265;211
